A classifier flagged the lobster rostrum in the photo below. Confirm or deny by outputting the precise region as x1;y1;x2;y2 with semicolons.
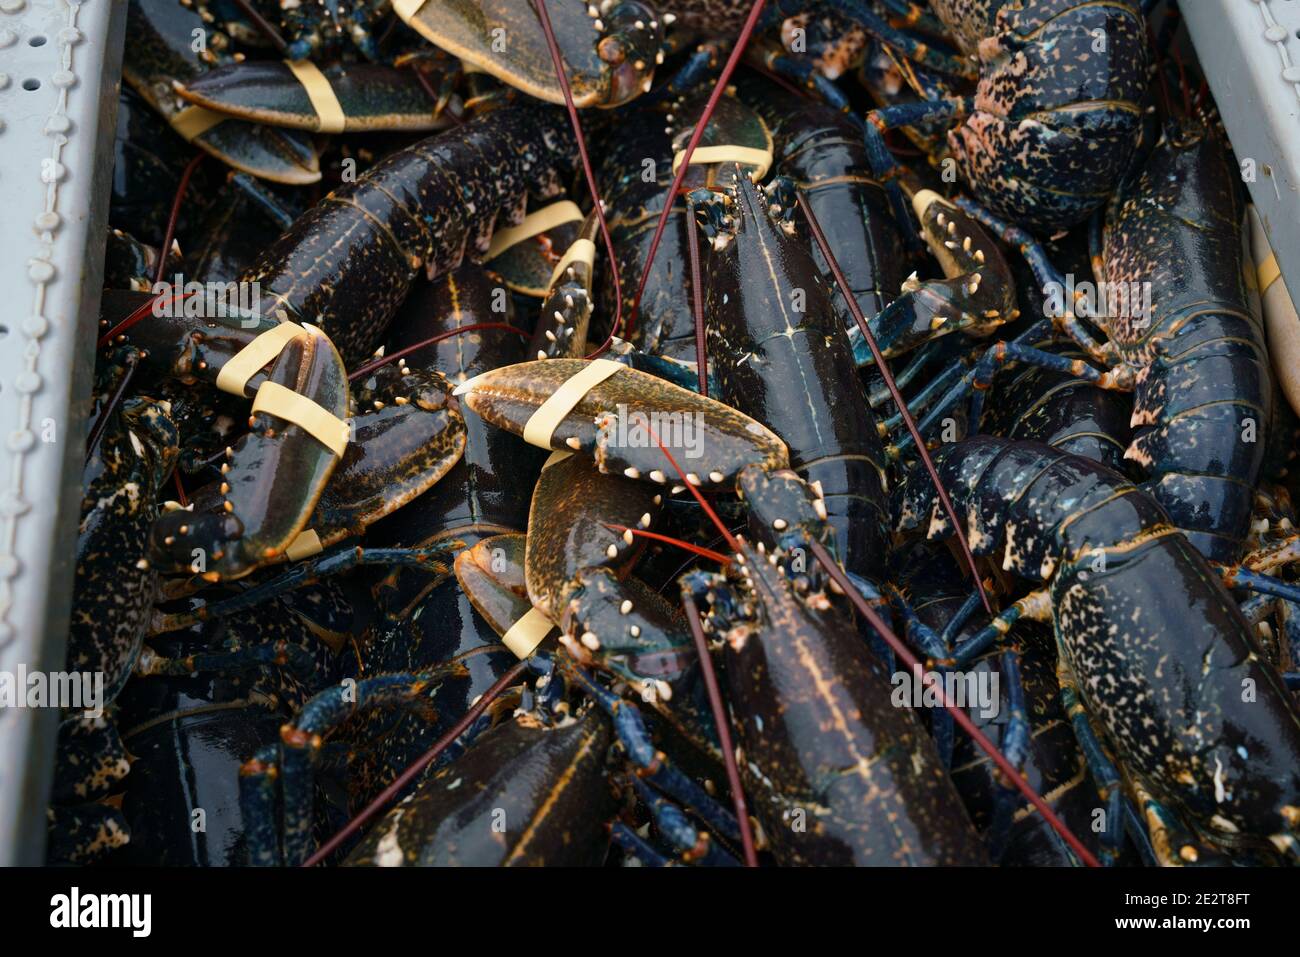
896;435;1300;864
596;89;773;362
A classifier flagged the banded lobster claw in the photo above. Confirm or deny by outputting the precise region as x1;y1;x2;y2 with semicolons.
148;324;350;583
455;455;722;753
102;292;352;583
454;358;789;486
395;0;664;107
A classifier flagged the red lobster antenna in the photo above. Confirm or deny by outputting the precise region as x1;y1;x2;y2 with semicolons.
532;0;624;359
228;0;289;55
604;523;732;565
629;0;769;332
303;659;530;866
98;152;205;347
806;537;1100;867
643;424;754;864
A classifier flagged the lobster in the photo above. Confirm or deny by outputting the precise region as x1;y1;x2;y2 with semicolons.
855;0;1151;235
680;480;990;865
732;70;908;341
894;117;1274;568
897;435;1300;864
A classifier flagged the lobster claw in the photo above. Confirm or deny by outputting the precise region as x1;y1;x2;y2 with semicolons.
454;358;789;488
395;0;663;107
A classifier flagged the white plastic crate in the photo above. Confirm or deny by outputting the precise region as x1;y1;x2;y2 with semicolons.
0;0;126;865
1184;0;1300;300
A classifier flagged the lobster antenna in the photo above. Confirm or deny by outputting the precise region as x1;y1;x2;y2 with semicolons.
83;351;140;465
154;153;203;288
604;523;731;565
348;322;528;380
684;193;709;395
303;659;529;866
630;0;769;331
172;469;189;508
794;191;993;616
682;592;759;866
649;427;741;554
228;0;289;55
99;152;204;348
806;538;1101;868
532;0;624;359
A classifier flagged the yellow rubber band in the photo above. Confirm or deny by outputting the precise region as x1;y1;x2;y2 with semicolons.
547;238;597;291
285;528;324;561
251;381;350;458
671;144;772;181
1259;254;1282;295
216;321;306;395
285;59;347;134
522;359;622;449
501;606;557;659
485;201;584;260
172;106;226;142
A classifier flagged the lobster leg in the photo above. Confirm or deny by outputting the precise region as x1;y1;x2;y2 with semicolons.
986;646;1032;862
1216;564;1300;606
887;586;954;764
758;52;855;112
953;197;1123;365
861;98;972;250
241;665;470;866
768;0;977;78
629;776;742;866
560;659;742;845
610;822;673;866
136;639;318;682
949;588;1052;668
1057;657;1126;866
890;325;1129;460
